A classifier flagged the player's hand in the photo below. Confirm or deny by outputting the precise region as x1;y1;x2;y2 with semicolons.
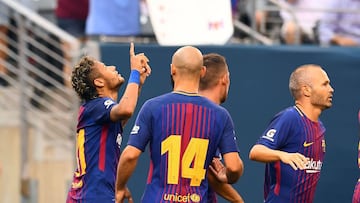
209;157;228;183
115;187;133;203
279;152;308;170
129;42;151;86
139;59;151;86
129;42;151;73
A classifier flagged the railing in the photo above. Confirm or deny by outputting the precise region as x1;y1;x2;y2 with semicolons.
0;0;81;202
0;0;81;141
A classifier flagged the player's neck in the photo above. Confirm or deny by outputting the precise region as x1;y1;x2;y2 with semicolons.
173;84;199;94
200;90;220;104
97;88;118;101
295;102;321;122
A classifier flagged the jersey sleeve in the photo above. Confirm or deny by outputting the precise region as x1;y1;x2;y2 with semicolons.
92;98;116;124
127;101;152;151
256;111;294;150
218;111;239;155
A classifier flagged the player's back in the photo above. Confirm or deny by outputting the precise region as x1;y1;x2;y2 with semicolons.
129;91;239;203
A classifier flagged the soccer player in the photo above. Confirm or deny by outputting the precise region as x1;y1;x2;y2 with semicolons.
66;43;151;203
249;64;334;203
200;53;244;203
115;46;243;203
352;110;360;203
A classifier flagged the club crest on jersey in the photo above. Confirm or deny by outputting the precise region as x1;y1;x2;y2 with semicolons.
261;128;276;142
322;139;326;152
131;125;140;134
104;99;115;109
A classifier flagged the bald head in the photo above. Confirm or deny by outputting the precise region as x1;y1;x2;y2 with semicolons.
289;64;325;99
171;46;203;75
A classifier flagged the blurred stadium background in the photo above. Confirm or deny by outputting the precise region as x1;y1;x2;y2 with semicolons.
0;0;359;203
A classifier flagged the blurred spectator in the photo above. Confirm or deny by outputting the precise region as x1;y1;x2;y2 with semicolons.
253;0;281;35
139;0;154;37
55;0;89;87
231;0;242;19
232;0;258;39
234;0;251;26
26;1;80;109
0;0;35;87
279;0;329;44
254;0;268;32
86;0;141;37
233;0;281;40
28;33;65;109
0;3;9;86
55;0;89;42
318;0;360;46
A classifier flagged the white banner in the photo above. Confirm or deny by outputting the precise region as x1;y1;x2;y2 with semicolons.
147;0;234;45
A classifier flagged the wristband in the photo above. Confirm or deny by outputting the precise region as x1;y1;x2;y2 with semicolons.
128;70;140;85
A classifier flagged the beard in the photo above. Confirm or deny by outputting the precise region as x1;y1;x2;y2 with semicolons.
220;94;227;104
109;76;125;90
311;94;333;110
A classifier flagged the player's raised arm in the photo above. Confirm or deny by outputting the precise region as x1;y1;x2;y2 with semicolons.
110;43;151;125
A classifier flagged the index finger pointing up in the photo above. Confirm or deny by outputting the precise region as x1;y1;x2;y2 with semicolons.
129;42;135;56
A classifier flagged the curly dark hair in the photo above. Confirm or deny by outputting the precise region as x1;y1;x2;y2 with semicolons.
71;56;101;101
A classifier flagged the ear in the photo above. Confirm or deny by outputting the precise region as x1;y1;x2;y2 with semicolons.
200;66;206;78
220;73;229;85
170;64;176;76
303;85;311;97
94;78;105;88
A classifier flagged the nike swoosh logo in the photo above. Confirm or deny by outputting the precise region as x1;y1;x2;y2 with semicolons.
303;141;314;147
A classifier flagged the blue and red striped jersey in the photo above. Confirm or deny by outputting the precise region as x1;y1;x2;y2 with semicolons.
353;139;360;203
67;97;123;203
127;91;239;203
207;186;218;203
352;110;360;203
256;106;326;203
358;110;360;170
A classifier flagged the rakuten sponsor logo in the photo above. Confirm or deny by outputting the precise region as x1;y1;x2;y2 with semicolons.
305;158;322;173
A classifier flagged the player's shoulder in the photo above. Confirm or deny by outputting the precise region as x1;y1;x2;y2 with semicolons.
144;92;209;105
211;102;230;114
276;106;299;117
83;97;116;109
272;106;302;122
143;92;173;105
199;98;232;119
142;92;227;113
86;96;115;103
